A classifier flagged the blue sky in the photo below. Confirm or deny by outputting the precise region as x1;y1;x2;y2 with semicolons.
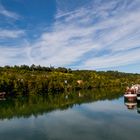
0;0;140;73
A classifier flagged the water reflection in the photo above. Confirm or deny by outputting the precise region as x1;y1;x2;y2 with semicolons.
0;97;6;101
0;88;123;120
1;88;140;140
124;97;140;113
124;98;137;110
137;101;140;114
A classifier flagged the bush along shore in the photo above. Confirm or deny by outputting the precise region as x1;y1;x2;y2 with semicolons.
0;65;140;96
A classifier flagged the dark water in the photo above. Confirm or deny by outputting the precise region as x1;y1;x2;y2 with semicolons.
0;88;140;140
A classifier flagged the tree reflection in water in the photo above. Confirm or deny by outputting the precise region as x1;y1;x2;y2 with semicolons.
0;88;123;120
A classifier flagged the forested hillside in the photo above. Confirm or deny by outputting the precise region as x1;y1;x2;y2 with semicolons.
0;65;140;95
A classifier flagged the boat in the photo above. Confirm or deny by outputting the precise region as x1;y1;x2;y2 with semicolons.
124;84;140;100
124;93;137;98
126;84;140;93
124;94;137;102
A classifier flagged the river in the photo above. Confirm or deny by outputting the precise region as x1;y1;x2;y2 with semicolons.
0;88;140;140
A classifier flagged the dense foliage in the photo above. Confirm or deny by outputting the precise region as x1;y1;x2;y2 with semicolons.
0;65;140;95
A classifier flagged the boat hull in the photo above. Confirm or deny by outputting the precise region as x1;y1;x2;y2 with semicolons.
124;94;137;102
124;94;137;98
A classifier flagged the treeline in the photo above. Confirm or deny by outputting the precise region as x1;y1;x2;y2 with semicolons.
0;65;140;95
1;64;72;73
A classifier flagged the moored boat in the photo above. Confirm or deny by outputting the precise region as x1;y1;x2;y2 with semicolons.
124;93;137;102
124;84;140;100
124;93;137;98
125;84;140;93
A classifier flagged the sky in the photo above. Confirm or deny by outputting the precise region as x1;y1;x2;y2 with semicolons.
0;0;140;73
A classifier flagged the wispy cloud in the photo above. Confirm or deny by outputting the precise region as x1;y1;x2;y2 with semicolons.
0;37;30;66
0;4;19;19
0;29;25;39
0;0;140;72
26;0;140;69
83;47;140;69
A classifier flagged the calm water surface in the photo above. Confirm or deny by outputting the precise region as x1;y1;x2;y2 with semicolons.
0;89;140;140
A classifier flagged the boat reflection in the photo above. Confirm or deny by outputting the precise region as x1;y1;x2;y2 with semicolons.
124;97;137;110
137;100;140;114
124;97;140;113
